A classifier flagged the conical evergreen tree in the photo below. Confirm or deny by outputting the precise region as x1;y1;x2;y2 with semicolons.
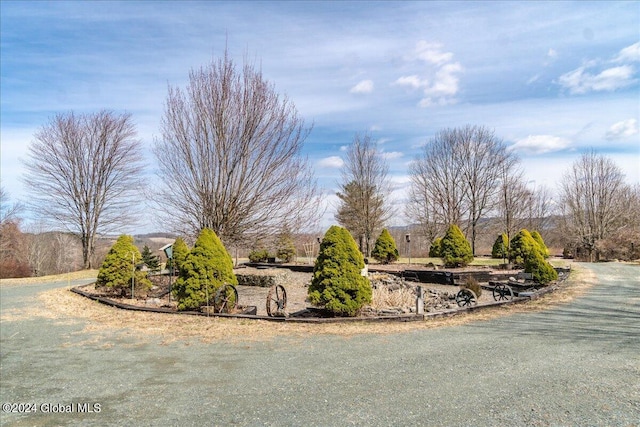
531;231;550;258
172;228;237;311
371;228;399;264
491;233;509;259
440;225;474;267
308;225;372;316
141;244;161;272
97;235;151;297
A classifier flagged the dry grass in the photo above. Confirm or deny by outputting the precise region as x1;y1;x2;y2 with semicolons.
0;265;596;344
370;286;415;309
0;270;99;287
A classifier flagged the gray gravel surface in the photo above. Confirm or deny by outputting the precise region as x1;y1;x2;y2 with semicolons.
1;263;638;426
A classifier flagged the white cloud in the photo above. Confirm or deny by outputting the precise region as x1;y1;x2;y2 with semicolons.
339;145;348;152
349;79;374;94
605;118;639;140
558;64;636;94
413;41;453;65
379;151;403;160
509;135;572;154
614;42;640;63
394;75;427;89
547;48;558;59
395;40;462;107
317;156;344;168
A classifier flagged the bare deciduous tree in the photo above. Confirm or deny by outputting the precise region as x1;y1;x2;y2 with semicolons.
22;110;145;269
496;158;530;253
559;151;628;261
408;125;511;254
0;186;22;226
154;51;320;246
335;133;390;256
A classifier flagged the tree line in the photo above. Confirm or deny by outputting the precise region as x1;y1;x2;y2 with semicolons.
2;48;638;277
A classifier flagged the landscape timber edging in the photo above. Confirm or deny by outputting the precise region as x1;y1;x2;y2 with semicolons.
69;281;553;323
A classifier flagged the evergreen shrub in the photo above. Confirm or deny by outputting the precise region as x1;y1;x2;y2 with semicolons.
141;244;161;272
524;250;558;284
371;228;399;264
172;228;237;311
509;229;538;266
248;249;270;263
429;237;442;258
171;237;190;274
308;225;372;316
440;225;473;267
275;230;297;263
491;233;509;259
96;235;151;297
531;231;550;258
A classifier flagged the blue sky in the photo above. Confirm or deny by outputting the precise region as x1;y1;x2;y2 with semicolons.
1;1;639;231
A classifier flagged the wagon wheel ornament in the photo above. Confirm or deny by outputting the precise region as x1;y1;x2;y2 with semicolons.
455;288;478;307
492;283;513;302
213;284;238;313
266;285;287;317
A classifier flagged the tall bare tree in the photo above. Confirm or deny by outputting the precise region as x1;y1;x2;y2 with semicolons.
496;158;530;251
335;133;390;256
408;125;511;254
154;50;319;246
457;125;510;254
22;110;145;269
559;151;627;261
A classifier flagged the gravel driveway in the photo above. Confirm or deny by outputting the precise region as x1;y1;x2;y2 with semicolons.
0;263;638;426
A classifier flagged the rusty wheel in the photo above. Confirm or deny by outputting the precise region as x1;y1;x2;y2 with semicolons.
213;284;238;313
266;285;287;317
456;288;477;307
492;283;513;301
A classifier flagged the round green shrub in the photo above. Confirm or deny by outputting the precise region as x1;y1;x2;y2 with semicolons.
308;225;372;317
172;228;237;311
248;249;270;263
491;233;509;259
429;237;442;258
371;228;399;264
524;250;558;284
96;235;151;297
531;231;550;258
440;225;474;268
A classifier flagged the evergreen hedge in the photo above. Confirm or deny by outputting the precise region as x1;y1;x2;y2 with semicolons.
308;225;372;316
440;225;473;267
371;228;399;264
172;228;237;311
96;235;151;297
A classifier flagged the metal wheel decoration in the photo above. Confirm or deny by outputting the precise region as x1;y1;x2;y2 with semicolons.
492;283;513;301
213;284;238;313
266;285;287;317
456;288;478;307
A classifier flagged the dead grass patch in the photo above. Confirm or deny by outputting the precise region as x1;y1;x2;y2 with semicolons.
2;266;595;344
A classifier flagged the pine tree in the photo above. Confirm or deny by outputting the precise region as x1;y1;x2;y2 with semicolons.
172;228;237;311
371;228;399;264
440;225;474;267
96;235;151;297
275;227;297;262
429;237;442;258
308;225;372;316
491;233;509;259
141;244;161;272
